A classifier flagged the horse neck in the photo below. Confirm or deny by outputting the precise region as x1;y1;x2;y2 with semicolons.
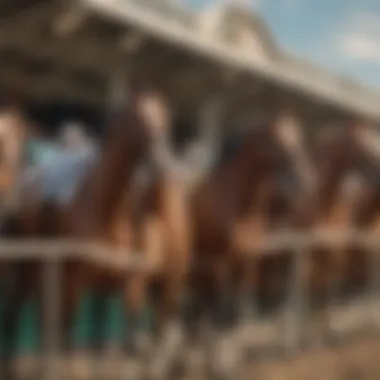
224;136;273;214
71;113;147;233
316;140;356;212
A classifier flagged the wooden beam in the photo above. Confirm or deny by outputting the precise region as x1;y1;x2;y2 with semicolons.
0;1;57;32
0;30;122;75
0;68;103;105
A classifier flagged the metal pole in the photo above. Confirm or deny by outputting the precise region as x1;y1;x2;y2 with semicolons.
108;66;128;111
43;256;62;380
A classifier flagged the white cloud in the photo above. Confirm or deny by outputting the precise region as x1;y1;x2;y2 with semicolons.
337;13;380;62
339;34;380;61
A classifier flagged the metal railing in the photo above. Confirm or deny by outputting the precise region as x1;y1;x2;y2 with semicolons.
0;229;379;379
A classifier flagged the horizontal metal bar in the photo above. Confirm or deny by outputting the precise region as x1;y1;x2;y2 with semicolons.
0;239;151;270
253;229;380;253
0;229;378;269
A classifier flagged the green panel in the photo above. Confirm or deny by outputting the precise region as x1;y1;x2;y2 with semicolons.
16;298;40;354
70;290;96;347
103;295;125;342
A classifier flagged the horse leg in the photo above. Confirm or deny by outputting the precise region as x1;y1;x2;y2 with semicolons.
119;273;152;380
207;257;242;380
126;214;165;357
326;248;347;343
314;248;346;346
147;179;191;380
230;218;263;360
134;214;176;380
234;254;260;358
148;251;189;378
124;273;153;352
148;270;189;380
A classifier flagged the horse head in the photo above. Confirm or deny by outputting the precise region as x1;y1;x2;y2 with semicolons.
271;110;318;192
65;84;179;236
343;120;380;224
305;121;370;227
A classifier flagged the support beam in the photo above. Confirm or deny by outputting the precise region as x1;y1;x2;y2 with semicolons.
0;0;55;26
107;64;131;110
0;69;103;105
0;31;122;76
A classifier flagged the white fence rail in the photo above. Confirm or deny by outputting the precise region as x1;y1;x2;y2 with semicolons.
0;228;379;262
0;229;379;380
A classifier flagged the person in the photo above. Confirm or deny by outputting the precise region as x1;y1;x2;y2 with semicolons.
24;122;60;167
58;121;95;154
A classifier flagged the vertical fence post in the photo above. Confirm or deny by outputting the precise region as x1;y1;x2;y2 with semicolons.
43;254;62;380
284;248;308;353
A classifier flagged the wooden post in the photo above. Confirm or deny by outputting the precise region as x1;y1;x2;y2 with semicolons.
43;256;62;380
284;249;309;354
197;95;223;150
108;66;129;110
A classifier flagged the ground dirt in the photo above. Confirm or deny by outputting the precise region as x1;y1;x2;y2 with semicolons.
245;338;380;380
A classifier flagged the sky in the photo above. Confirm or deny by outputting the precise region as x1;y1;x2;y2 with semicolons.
184;0;380;90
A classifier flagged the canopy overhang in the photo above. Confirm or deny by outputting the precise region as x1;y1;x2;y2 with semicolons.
0;0;377;123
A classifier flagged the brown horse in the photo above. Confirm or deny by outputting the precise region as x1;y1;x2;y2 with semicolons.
320;122;380;328
115;94;223;379
187;110;317;378
282;120;375;346
1;86;216;380
230;118;380;350
0;87;188;378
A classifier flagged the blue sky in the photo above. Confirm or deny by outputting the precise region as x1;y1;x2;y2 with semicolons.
185;0;380;90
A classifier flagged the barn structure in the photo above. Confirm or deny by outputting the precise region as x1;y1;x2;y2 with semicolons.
1;0;380;128
2;1;380;379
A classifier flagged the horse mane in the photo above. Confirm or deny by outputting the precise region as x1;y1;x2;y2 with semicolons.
310;125;362;216
67;103;150;234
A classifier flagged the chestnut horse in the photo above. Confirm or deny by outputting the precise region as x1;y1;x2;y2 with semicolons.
249;120;373;348
313;122;380;337
116;95;222;379
187;111;319;378
272;120;378;346
1;87;216;380
0;88;187;379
